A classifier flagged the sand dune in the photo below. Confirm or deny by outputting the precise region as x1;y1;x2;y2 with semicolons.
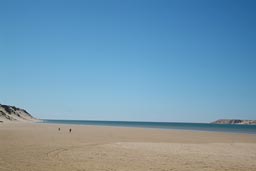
0;104;37;122
0;123;256;171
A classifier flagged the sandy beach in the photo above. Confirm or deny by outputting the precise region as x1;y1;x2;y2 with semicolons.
0;123;256;171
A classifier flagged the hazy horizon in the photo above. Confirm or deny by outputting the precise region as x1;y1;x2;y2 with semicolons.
1;0;256;123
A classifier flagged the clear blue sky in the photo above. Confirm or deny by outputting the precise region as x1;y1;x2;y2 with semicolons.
1;0;256;122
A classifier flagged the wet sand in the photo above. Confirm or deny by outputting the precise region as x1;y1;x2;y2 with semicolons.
0;122;256;171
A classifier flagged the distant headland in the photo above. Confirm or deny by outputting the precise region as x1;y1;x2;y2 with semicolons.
212;119;256;125
0;104;38;122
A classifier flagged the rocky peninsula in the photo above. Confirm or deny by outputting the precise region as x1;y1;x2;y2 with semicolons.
212;119;256;125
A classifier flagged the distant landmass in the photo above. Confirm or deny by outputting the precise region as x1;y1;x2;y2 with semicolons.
0;104;37;122
212;119;256;125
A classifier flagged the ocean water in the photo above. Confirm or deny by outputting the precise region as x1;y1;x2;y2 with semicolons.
41;120;256;134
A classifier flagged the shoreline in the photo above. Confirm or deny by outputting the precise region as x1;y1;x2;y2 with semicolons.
2;122;256;143
39;119;256;135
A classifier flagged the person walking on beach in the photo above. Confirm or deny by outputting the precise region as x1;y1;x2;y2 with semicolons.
58;128;60;131
69;128;72;133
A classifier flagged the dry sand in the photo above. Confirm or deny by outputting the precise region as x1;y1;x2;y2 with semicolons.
0;122;256;171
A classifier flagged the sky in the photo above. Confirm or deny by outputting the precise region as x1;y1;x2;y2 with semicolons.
0;0;256;123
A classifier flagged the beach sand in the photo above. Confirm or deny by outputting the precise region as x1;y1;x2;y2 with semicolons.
0;123;256;171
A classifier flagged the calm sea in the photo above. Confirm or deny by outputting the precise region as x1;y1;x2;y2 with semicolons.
41;119;256;134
